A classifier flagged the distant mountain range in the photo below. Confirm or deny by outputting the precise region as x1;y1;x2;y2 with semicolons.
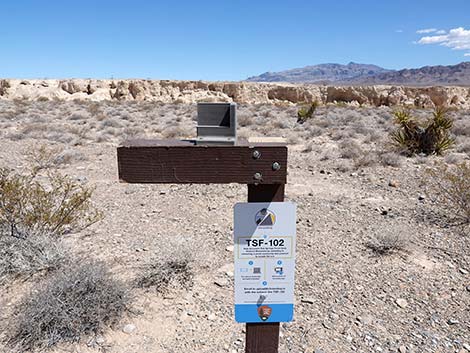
246;62;470;86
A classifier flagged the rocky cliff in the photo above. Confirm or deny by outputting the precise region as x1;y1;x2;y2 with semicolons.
0;79;469;109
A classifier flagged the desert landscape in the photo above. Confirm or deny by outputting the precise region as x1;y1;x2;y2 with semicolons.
0;80;469;353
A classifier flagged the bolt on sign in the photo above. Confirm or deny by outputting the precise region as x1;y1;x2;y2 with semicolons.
234;202;296;323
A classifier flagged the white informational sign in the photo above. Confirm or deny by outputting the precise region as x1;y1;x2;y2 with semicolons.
233;202;296;323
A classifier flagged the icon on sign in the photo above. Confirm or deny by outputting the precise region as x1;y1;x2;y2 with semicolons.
277;260;283;265
253;267;261;274
248;261;254;265
262;281;267;286
240;268;248;273
257;305;272;321
275;267;283;275
255;208;276;227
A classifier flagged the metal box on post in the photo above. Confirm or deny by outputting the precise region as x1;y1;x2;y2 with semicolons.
196;102;237;145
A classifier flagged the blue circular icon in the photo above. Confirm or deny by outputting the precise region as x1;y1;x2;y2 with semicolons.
277;260;283;265
263;234;268;238
262;281;267;286
248;261;254;265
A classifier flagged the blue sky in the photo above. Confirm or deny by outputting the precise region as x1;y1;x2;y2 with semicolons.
0;0;469;80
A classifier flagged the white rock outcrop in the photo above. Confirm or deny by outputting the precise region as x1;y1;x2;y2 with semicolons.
0;79;469;108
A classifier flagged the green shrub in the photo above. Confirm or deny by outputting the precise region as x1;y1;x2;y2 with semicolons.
391;107;454;156
5;261;130;352
297;101;319;123
0;168;102;239
0;147;102;282
425;161;470;224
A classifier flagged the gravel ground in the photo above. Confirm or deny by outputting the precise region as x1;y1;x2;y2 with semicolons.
0;101;468;353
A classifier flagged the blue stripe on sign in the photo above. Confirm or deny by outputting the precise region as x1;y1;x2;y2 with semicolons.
235;304;294;323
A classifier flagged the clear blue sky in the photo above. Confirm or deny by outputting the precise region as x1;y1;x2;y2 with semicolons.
1;0;469;80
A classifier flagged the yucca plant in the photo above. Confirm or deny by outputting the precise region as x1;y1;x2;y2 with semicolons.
391;107;454;155
297;101;319;123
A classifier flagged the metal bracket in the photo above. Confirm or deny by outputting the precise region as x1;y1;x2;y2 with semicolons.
196;102;237;145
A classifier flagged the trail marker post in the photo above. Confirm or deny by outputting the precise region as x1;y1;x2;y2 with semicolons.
117;103;293;353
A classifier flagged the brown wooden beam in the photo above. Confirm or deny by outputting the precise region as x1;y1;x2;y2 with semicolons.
117;139;287;184
246;183;284;353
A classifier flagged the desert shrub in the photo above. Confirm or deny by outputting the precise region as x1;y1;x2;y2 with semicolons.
456;141;470;154
136;250;194;293
25;145;66;172
0;168;102;238
444;153;465;165
161;125;191;139
339;139;363;159
379;151;403;167
297;101;319;123
366;232;407;255
331;128;356;141
425;161;470;224
5;261;130;352
0;233;66;283
354;153;378;168
391;107;454;156
453;120;470;137
0;79;10;96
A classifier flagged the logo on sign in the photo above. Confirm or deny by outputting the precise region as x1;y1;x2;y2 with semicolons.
257;305;272;321
255;208;276;227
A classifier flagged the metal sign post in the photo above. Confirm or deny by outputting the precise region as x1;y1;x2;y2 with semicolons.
234;202;296;323
117;103;291;353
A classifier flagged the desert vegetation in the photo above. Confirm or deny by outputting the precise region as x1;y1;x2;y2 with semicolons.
297;101;319;123
0;99;468;353
391;107;455;156
425;161;470;224
6;261;130;352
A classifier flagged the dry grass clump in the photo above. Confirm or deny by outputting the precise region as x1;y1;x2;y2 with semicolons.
425;161;470;224
391;107;454;156
379;151;403;167
237;112;254;127
366;232;408;255
5;261;130;352
339;139;363;159
136;246;194;293
161;125;192;139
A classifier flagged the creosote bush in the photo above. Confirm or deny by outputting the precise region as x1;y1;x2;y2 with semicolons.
297;101;319;123
5;261;130;352
425;161;470;224
391;107;454;156
0;167;102;239
0;145;102;282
